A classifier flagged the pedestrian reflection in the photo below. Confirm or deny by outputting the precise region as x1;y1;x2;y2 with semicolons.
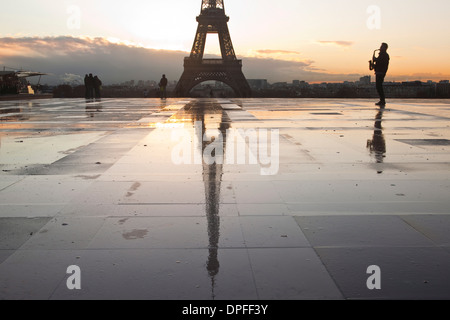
367;108;386;173
159;99;167;110
85;101;103;117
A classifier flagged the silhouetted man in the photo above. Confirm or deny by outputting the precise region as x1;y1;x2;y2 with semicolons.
84;74;89;99
373;43;390;107
93;75;102;100
159;74;168;100
86;73;95;100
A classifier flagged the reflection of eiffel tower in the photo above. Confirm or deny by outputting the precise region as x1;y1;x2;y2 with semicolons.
175;0;251;98
175;100;230;299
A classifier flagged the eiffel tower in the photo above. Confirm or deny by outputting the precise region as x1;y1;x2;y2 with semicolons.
175;0;251;98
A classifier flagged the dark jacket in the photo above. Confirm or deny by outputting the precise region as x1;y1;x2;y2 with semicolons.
374;51;390;74
159;77;168;88
93;76;102;88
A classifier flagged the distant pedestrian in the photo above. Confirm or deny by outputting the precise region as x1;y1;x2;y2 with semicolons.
93;75;102;100
373;43;390;107
159;74;168;100
86;73;95;100
84;74;89;99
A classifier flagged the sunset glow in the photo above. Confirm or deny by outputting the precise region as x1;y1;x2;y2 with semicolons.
1;0;449;83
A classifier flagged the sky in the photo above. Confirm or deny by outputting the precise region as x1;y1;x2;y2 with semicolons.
1;0;450;85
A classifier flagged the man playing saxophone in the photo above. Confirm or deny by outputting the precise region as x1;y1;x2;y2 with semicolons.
371;43;390;107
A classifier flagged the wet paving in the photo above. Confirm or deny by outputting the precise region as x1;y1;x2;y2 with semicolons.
1;97;450;299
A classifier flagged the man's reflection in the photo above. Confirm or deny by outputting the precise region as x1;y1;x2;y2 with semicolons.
85;101;103;118
367;108;386;173
160;99;168;111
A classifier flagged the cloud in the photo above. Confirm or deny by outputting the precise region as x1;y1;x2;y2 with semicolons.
0;36;188;85
389;72;450;82
0;36;109;57
0;36;363;84
242;57;362;82
255;49;301;55
317;41;354;48
60;73;84;85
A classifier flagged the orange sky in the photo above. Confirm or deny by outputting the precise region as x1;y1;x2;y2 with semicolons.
1;0;449;83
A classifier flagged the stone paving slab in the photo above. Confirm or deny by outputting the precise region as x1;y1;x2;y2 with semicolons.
314;247;450;299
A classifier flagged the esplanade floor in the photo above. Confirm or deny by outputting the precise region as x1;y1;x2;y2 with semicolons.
1;97;449;300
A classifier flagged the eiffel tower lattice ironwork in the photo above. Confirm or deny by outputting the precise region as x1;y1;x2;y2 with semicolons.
175;0;251;97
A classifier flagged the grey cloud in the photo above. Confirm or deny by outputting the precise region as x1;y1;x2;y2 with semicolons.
0;36;362;85
0;36;187;84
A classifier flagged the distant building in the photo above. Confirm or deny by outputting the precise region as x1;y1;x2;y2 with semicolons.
272;82;288;88
292;80;309;89
247;79;268;90
437;80;450;97
358;76;371;85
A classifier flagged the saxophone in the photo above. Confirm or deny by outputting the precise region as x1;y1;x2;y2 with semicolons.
369;49;380;71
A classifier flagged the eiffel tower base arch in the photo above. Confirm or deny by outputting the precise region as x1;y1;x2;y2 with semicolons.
175;58;251;98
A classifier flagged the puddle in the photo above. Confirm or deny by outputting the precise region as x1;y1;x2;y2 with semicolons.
74;174;101;180
125;182;141;197
122;229;148;240
395;139;450;146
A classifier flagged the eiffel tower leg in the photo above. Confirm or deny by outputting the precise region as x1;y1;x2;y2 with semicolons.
191;25;208;60
176;0;252;98
218;25;236;60
175;69;193;97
